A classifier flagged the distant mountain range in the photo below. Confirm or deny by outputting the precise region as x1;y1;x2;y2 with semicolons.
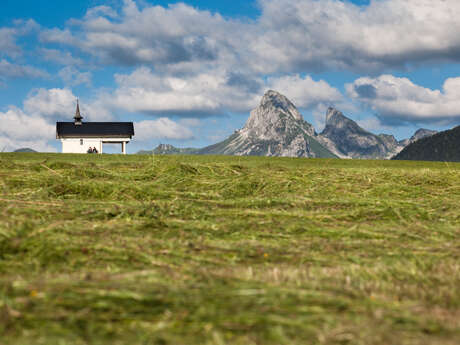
140;145;198;155
14;148;37;153
139;90;440;160
393;126;460;162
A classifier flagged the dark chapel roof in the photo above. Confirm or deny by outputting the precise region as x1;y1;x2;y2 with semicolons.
56;102;134;138
56;122;134;138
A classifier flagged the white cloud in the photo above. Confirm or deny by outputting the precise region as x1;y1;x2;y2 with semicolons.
135;118;194;141
24;88;112;121
40;28;76;45
40;48;83;66
0;107;56;152
0;59;48;80
179;118;201;127
356;117;398;133
0;20;38;59
84;5;118;19
68;1;238;70
106;67;261;115
253;0;460;73
43;0;460;74
0;27;22;59
24;88;77;120
347;75;460;124
100;67;343;116
29;0;460;125
266;75;343;109
0;21;48;82
58;66;92;86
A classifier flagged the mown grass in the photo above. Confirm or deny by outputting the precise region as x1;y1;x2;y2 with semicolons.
0;153;459;345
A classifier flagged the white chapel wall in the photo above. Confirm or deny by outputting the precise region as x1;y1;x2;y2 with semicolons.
61;138;131;154
61;138;102;154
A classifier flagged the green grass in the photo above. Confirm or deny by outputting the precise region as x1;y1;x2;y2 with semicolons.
0;153;459;345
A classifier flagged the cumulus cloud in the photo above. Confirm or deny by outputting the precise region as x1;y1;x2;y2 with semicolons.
24;88;111;121
40;28;76;45
58;66;92;86
66;0;239;70
40;48;83;66
28;0;460;125
40;0;460;74
179;118;201;127
24;88;77;119
347;75;460;125
0;20;39;59
0;59;48;80
84;5;118;19
38;1;248;73
0;27;22;58
253;0;460;73
99;67;343;116
0;21;48;82
105;67;261;115
0;107;56;152
356;117;396;133
266;75;343;109
135;118;194;141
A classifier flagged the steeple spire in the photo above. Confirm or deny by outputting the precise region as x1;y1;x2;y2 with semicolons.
74;99;83;125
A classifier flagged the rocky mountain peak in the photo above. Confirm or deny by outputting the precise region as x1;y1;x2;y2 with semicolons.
411;128;438;142
323;107;358;133
325;107;353;130
201;90;333;158
326;107;341;123
259;90;303;121
243;90;313;137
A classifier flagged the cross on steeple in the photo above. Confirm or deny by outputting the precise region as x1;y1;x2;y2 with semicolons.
74;99;83;125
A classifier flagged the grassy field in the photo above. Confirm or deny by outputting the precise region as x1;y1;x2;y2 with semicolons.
0;153;459;345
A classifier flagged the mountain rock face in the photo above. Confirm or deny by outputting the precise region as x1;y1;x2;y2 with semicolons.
393;126;460;162
197;90;336;158
318;108;404;159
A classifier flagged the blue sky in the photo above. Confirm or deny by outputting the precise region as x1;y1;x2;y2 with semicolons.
1;0;460;153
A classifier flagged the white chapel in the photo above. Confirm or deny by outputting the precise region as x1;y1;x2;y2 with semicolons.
56;101;134;154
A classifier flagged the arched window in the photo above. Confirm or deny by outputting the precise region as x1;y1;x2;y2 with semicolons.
80;139;83;145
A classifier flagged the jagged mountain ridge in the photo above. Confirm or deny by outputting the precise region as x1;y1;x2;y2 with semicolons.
316;108;437;159
318;107;404;159
140;90;437;159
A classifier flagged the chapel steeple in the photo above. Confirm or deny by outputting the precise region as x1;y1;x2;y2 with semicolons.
74;99;83;125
